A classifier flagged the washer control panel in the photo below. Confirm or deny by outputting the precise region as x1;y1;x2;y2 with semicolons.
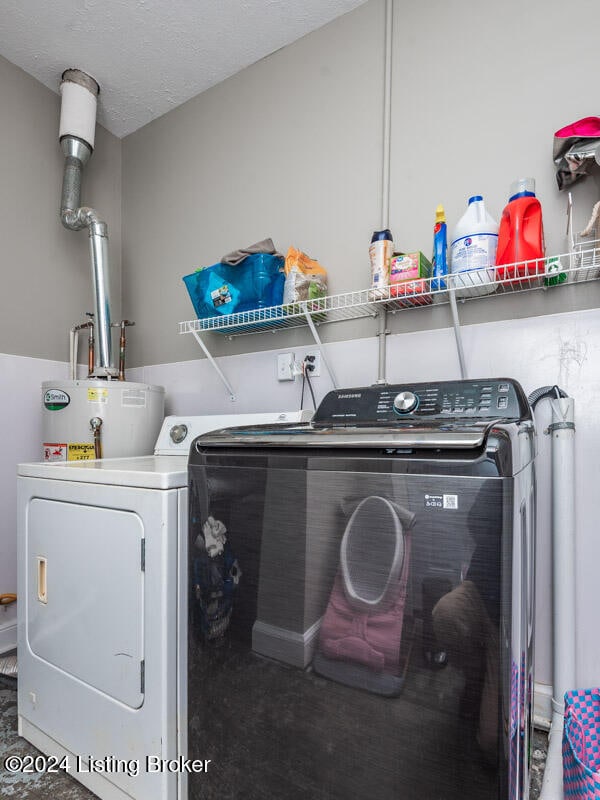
313;379;530;426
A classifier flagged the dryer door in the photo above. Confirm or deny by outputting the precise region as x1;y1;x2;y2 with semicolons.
26;498;144;708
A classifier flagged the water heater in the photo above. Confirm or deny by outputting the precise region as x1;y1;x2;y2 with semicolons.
42;379;165;461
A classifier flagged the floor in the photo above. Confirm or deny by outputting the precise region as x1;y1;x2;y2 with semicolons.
1;672;548;799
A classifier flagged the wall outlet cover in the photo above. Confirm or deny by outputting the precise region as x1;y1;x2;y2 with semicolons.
304;351;321;377
277;353;295;381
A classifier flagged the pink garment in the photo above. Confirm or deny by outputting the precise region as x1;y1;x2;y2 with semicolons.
553;116;600;189
554;117;600;139
318;536;411;675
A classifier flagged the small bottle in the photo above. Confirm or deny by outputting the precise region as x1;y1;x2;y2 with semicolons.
450;195;498;297
495;178;545;284
544;256;566;287
370;229;393;297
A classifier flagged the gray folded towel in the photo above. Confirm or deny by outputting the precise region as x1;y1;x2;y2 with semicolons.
220;238;283;266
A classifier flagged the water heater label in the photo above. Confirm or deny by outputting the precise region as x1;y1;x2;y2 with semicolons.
44;390;70;410
88;388;108;404
67;443;96;461
122;389;147;407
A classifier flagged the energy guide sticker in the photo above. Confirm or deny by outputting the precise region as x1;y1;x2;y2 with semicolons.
88;388;108;403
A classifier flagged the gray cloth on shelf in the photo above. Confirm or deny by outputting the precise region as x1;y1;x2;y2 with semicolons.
220;238;283;266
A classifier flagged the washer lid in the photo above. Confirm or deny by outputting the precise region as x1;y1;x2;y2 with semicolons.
18;455;188;489
191;421;490;450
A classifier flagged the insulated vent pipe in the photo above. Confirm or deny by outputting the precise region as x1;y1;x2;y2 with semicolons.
59;69;116;378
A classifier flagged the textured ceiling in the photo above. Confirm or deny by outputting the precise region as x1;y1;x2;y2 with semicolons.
0;0;366;138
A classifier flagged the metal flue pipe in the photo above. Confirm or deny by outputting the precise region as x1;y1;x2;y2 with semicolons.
59;69;116;378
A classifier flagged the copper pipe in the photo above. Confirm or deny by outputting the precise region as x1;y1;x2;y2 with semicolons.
116;320;134;381
70;319;94;380
119;323;126;380
88;326;95;377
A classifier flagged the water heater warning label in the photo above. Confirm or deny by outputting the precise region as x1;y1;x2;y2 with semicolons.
43;443;67;462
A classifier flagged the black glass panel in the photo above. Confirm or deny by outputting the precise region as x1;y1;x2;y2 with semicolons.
187;458;525;800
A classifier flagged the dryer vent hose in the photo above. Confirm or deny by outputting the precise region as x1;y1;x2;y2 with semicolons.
528;385;568;409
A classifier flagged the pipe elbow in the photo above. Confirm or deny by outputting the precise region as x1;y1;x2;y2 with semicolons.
60;207;87;231
79;206;101;226
60;206;103;232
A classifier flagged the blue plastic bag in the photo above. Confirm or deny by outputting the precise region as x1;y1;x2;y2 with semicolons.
183;254;285;320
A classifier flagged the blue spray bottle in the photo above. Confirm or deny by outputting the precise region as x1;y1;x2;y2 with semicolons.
432;204;448;292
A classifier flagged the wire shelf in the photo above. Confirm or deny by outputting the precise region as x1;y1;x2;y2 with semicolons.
179;246;600;339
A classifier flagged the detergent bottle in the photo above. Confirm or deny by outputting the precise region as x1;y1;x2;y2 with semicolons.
495;178;545;284
450;195;498;297
369;229;394;297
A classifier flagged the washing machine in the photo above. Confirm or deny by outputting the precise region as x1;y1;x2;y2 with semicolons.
187;379;536;800
17;409;311;800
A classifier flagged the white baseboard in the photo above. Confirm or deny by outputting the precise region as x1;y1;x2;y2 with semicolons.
534;681;553;731
252;617;322;668
0;621;17;655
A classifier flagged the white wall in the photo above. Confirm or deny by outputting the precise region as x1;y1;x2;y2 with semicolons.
130;304;600;692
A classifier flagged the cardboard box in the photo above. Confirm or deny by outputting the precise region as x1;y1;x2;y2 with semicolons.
389;251;432;284
389;252;432;304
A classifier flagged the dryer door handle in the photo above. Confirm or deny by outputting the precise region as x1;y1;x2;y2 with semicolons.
37;557;48;604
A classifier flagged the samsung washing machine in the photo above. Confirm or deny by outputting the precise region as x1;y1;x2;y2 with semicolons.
187;379;536;800
17;409;311;800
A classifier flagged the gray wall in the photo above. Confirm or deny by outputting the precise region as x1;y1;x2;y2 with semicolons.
391;0;600;256
0;56;121;648
122;0;600;368
0;54;122;363
122;0;383;367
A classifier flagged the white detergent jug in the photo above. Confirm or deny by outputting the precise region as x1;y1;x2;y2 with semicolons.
450;195;498;297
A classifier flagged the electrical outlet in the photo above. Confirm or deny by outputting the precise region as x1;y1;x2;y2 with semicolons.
277;353;295;381
303;351;321;377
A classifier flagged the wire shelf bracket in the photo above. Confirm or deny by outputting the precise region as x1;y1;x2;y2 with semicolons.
189;328;236;402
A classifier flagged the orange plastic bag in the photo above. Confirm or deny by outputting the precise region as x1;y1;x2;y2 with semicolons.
283;247;328;306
